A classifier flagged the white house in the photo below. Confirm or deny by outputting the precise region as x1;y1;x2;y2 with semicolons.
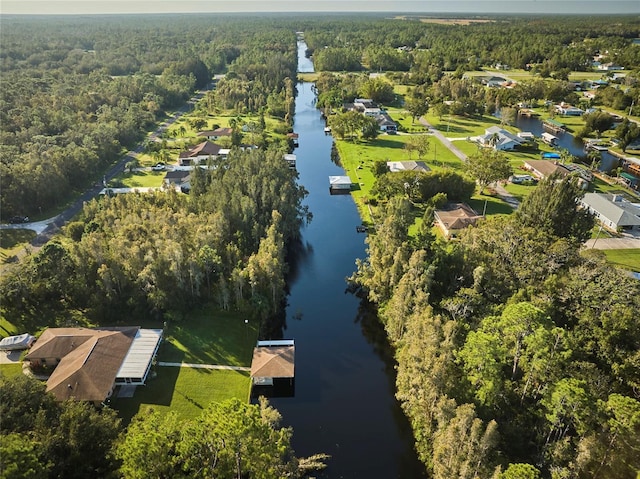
580;193;640;232
555;103;584;116
478;126;524;151
386;161;430;173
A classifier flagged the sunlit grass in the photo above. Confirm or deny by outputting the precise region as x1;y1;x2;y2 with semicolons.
0;229;36;261
112;367;251;423
602;249;640;272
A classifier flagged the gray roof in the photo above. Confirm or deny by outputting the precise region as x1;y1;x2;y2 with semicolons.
581;193;640;227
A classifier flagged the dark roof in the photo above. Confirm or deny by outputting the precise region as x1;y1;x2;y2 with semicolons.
179;141;222;158
26;327;139;402
164;170;191;182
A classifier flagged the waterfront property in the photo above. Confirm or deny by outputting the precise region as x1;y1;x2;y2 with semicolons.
477;126;525;151
329;175;352;191
541;132;559;146
250;340;295;397
25;327;163;403
386;160;430;173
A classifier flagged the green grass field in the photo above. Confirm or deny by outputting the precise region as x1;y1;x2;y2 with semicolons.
602;249;640;271
0;363;24;377
118;170;166;188
110;305;257;422
112;367;251;424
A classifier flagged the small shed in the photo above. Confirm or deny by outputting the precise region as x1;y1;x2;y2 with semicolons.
541;132;558;146
251;340;295;391
329;176;352;191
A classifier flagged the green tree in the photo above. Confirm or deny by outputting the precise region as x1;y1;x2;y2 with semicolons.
360;77;395;104
515;174;594;243
498;463;541;479
0;433;48;479
405;96;429;123
468;148;512;194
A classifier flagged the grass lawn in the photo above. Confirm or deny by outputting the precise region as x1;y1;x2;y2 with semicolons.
117;170;166;188
602;249;640;272
112;367;251;423
0;363;23;377
424;111;502;138
160;306;258;367
110;304;258;423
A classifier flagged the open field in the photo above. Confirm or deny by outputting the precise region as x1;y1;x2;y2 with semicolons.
109;305;256;422
112;367;251;423
118;170;166;188
424;111;503;137
602;248;640;271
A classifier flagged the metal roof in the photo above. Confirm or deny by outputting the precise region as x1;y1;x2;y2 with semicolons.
116;329;163;380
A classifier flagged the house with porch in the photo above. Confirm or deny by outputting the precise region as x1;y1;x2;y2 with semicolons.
25;327;163;403
478;126;525;151
178;141;223;166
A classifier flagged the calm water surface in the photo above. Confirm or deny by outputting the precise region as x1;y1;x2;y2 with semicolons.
265;42;426;478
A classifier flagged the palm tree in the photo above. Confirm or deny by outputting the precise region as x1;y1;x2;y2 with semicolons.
587;150;602;171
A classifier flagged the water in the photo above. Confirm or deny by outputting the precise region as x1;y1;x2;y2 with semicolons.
515;115;619;172
264;41;426;478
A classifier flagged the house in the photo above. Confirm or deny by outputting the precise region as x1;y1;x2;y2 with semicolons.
25;327;163;403
376;113;397;133
197;127;233;140
163;170;191;187
386;161;430;173
523;160;570;180
477;126;525;151
353;98;377;111
178;141;223;165
434;203;483;238
555;103;584;116
580;193;640;232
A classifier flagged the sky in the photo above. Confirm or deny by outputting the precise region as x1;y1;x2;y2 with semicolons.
1;1;638;15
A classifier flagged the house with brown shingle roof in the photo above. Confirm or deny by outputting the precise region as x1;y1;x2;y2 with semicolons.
25;327;162;403
523;159;570;180
250;340;295;389
434;203;483;238
178;140;223;165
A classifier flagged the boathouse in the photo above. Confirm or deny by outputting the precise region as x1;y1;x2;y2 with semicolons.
250;340;295;397
329;176;352;191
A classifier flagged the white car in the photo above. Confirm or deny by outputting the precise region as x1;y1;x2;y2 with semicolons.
152;163;165;171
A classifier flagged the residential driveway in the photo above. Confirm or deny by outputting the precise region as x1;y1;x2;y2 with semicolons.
0;350;23;364
584;237;640;250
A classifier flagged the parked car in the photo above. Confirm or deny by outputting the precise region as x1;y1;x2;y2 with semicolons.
510;175;536;184
8;215;29;223
152;163;166;171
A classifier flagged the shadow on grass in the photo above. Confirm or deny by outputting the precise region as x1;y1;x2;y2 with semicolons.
111;347;184;425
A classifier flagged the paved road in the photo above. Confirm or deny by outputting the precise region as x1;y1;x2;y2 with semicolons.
584;237;640;250
418;116;521;208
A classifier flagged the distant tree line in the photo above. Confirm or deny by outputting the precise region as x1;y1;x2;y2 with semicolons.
0;16;297;219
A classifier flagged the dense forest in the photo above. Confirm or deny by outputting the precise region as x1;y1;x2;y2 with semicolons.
1;13;639;479
350;175;640;478
0;16;297;219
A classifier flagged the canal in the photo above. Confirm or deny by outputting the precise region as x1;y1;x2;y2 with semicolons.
515;115;619;172
265;41;426;477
